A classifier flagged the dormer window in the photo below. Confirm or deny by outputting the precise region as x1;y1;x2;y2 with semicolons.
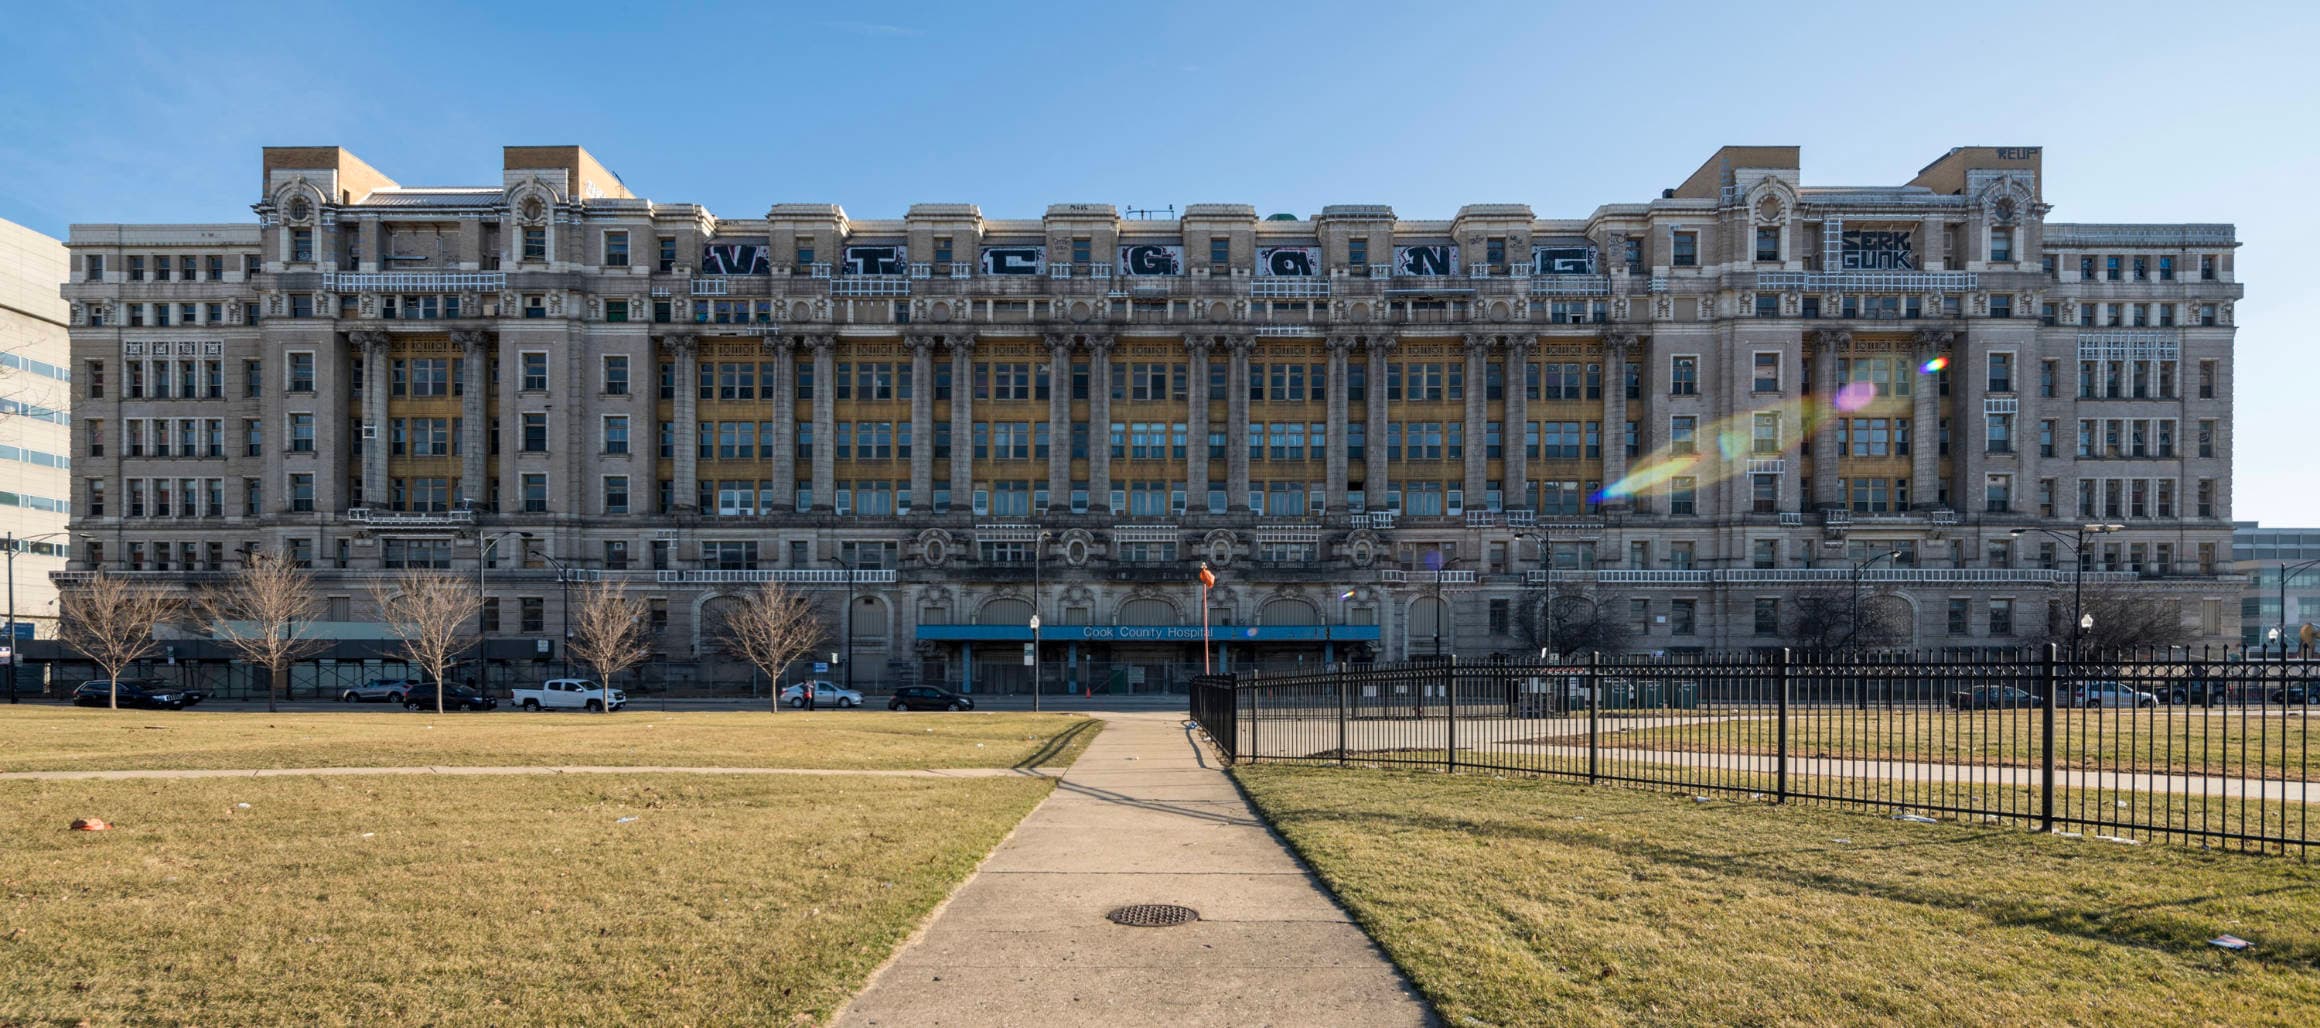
287;197;311;221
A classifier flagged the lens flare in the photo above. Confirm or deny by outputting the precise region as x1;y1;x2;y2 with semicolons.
1834;381;1878;412
1920;356;1948;374
1596;452;1698;500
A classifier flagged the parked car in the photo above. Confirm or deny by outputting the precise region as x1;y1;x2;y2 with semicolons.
511;678;626;712
888;686;974;712
2265;684;2311;706
2070;682;2159;708
1948;686;2042;710
341;678;424;703
71;678;197;710
2156;678;2228;706
403;683;498;712
779;680;862;708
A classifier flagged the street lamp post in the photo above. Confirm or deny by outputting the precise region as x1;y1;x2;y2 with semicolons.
1514;528;1555;657
2010;523;2125;657
2275;557;2320;658
473;526;525;695
1329;588;1356;667
527;547;576;683
1845;550;1903;650
1029;529;1050;710
4;531;69;703
823;553;859;693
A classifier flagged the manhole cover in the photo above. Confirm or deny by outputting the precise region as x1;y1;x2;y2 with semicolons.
1106;904;1199;928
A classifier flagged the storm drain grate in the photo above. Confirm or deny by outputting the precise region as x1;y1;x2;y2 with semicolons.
1106;904;1200;928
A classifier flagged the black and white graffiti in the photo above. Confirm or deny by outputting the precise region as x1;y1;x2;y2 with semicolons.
1118;244;1184;276
1393;244;1459;277
700;243;770;275
1257;246;1319;277
1532;244;1598;275
1840;230;1916;271
843;244;907;276
980;246;1045;275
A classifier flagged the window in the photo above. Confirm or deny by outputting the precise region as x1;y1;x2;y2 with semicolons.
288;413;315;452
1751;413;1780;454
1754;294;1779;317
2198;360;2217;399
657;235;677;272
1988;294;2012;319
1984;473;2012;513
1669;477;1696;516
1669;416;1697;455
1348;238;1369;269
1671;231;1698;267
1948;599;1971;636
1988;228;2012;263
1209;237;1230;268
1671;599;1696;636
522;227;547;261
520;597;545;634
602;355;629;395
287;352;315;393
603;230;629;267
1669;356;1697;396
1488;598;1511;636
520;352;548;391
2201;254;2218;281
289;473;315;513
602;475;629;515
291;228;314;263
1752;353;1780;393
1988;599;2014;636
1754;598;1780;636
521;473;548;513
602;415;630;455
522;412;548;452
1755;226;1780;262
2105;255;2122;281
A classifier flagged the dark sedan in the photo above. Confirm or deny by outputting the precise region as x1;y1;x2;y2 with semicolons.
888;686;975;712
1948;686;2042;710
402;684;498;711
71;679;199;710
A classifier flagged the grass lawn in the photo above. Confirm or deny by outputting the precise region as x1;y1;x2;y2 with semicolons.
0;772;1051;1025
1596;707;2318;779
1237;765;2320;1026
0;708;1099;773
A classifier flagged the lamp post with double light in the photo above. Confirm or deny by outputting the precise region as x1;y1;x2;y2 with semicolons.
2010;522;2126;656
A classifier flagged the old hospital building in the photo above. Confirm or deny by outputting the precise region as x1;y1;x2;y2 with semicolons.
57;144;2243;690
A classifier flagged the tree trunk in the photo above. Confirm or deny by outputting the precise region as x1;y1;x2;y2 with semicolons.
267;663;280;713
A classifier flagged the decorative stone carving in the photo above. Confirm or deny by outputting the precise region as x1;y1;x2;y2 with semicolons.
1203;528;1239;568
1344;528;1380;568
916;528;953;568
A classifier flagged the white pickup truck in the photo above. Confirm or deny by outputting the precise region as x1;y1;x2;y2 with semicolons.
511;678;628;712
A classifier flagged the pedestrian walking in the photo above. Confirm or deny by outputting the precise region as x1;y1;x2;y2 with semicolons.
803;679;817;711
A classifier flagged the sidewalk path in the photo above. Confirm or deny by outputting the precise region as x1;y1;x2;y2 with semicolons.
837;711;1432;1027
0;765;1057;782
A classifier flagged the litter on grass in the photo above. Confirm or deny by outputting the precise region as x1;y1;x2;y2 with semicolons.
614;816;639;824
70;818;111;831
2211;935;2251;951
2095;835;2142;845
236;802;251;809
360;833;375;838
1692;796;1713;804
1892;814;1940;824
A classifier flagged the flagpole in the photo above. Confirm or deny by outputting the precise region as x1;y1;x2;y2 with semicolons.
1200;562;1214;675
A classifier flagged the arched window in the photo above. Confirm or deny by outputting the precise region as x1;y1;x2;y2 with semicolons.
976;597;1034;626
1258;597;1321;626
1117;597;1178;626
1408;596;1449;645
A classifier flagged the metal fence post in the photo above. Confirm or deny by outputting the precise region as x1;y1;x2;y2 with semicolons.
1336;665;1349;767
1248;676;1259;764
2040;643;2058;833
1445;655;1459;774
1587;650;1601;785
1776;648;1792;804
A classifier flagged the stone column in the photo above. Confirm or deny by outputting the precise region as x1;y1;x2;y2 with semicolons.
1462;334;1490;507
947;334;976;507
1225;335;1253;513
1911;329;1947;509
1185;336;1213;511
1045;334;1070;506
1503;333;1533;511
1323;335;1353;514
765;333;796;509
661;333;699;513
810;334;837;511
1364;335;1394;507
455;329;488;506
1811;329;1846;511
354;331;389;509
1598;332;1634;511
1088;336;1115;509
909;334;936;510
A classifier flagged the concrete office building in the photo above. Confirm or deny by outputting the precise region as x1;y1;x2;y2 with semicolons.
57;144;2243;691
0;217;72;638
2236;522;2320;651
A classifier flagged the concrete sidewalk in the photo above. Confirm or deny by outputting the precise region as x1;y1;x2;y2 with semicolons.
837;711;1432;1027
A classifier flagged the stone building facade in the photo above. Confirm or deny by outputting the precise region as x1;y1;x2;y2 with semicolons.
57;144;2243;690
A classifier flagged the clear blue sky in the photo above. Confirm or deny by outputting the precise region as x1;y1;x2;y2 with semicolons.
3;1;2313;522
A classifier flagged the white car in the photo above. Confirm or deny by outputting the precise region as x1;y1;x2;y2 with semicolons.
512;678;628;712
2072;682;2158;709
779;680;862;708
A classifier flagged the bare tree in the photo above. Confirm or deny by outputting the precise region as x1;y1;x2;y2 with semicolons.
195;549;329;712
2038;586;2194;653
568;579;651;713
1514;590;1635;656
368;570;484;714
1784;587;1911;652
57;572;184;709
713;581;827;713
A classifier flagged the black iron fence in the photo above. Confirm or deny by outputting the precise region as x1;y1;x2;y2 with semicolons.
1189;648;2320;856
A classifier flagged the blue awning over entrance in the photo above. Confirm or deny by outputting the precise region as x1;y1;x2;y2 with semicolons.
916;624;1380;643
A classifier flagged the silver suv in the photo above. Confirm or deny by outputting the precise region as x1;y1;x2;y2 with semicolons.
342;679;424;703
